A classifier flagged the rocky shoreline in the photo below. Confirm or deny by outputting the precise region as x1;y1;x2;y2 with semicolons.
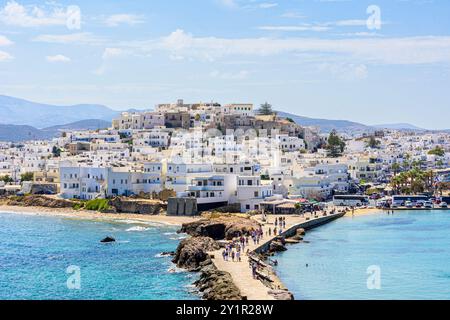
171;213;297;300
171;214;260;300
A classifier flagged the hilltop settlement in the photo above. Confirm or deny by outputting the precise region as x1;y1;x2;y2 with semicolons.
1;99;450;300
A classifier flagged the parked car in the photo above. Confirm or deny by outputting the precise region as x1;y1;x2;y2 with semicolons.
405;201;414;208
416;202;424;208
440;202;448;208
423;201;433;209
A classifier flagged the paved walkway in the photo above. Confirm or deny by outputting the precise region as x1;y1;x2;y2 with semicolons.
209;214;315;300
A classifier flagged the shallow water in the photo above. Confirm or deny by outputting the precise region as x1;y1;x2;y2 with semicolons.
274;210;450;300
0;212;198;300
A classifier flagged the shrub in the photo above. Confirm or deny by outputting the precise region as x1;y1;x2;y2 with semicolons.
84;199;110;211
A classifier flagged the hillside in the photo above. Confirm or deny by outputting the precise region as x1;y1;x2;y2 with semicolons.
277;111;373;134
0;95;119;128
0;119;111;142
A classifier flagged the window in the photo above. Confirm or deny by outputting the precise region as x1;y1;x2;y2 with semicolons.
254;191;259;197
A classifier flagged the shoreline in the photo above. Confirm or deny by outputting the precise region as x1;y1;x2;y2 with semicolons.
208;211;347;300
0;205;201;227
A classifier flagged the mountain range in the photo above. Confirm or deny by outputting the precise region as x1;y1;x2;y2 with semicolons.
0;95;440;141
0;119;111;142
0;95;119;128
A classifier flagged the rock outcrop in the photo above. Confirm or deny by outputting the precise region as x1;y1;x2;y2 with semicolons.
6;195;75;208
195;263;242;300
179;215;260;240
268;289;294;300
109;197;165;215
100;236;116;243
269;240;287;252
172;236;220;271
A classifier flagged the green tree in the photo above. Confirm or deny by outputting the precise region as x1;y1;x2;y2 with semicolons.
285;117;295;123
391;162;401;176
52;146;61;158
366;136;381;149
20;172;34;182
428;146;445;157
326;130;346;158
0;175;14;184
257;102;274;115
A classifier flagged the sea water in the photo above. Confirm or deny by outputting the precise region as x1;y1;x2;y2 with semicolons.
0;211;198;300
274;210;450;300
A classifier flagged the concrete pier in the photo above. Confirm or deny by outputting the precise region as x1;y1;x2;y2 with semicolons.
209;211;346;300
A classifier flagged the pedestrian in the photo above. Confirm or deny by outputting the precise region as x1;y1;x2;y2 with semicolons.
231;250;235;262
222;250;226;261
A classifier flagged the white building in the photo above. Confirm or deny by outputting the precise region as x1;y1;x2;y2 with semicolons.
237;175;273;212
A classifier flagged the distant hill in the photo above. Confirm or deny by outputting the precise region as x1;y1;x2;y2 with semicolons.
277;111;373;134
0;119;111;142
0;95;120;128
0;124;53;142
372;123;426;131
43;119;111;133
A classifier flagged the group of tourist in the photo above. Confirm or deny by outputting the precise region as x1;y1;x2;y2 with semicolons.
250;228;264;245
266;216;287;237
222;241;244;262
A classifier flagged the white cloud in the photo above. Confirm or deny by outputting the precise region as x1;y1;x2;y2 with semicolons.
258;3;278;9
0;50;13;61
94;47;128;75
33;32;102;44
258;25;330;32
149;29;450;65
102;47;126;59
46;54;71;63
0;1;72;27
0;35;13;46
281;12;306;19
218;0;237;8
319;63;368;80
104;14;145;27
210;69;250;80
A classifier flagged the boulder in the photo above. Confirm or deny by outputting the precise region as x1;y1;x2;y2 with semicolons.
172;236;220;271
179;215;260;240
100;236;116;243
194;264;242;300
268;289;294;300
269;240;287;252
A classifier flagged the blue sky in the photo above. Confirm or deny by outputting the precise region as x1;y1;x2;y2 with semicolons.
0;0;449;129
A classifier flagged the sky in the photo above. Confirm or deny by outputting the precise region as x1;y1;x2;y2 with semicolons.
0;0;449;129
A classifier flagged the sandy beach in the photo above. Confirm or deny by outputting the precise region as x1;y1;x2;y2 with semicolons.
0;205;201;226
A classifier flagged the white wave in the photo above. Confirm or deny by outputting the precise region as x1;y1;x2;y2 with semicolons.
126;226;150;232
167;265;187;273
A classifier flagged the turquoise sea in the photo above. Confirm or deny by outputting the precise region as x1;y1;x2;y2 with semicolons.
0;211;199;300
274;210;450;300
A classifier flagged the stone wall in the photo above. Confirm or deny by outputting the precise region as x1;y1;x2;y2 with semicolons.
167;197;198;216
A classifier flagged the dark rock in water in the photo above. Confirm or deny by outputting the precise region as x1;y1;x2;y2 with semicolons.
268;289;294;300
172;236;220;271
100;236;116;243
269;240;287;252
296;228;306;236
160;251;175;257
